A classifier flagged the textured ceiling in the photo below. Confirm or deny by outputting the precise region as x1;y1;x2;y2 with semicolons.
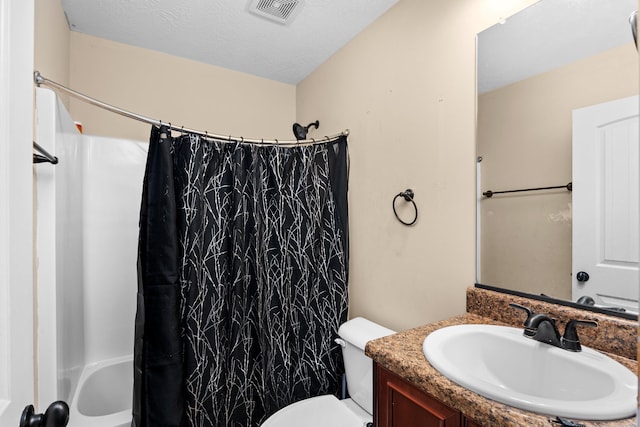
61;0;399;84
478;0;638;94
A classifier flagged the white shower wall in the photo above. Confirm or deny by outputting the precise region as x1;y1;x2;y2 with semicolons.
35;88;147;406
82;134;146;363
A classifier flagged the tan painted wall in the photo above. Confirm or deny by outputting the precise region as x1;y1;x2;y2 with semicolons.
34;0;70;106
478;44;639;300
68;32;296;142
296;0;538;332
35;0;539;333
35;2;296;142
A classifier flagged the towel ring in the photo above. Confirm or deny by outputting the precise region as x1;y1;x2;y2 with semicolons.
393;189;418;226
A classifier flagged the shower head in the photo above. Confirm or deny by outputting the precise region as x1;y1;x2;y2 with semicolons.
292;120;319;140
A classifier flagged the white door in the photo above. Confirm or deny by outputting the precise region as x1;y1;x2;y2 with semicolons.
0;0;35;424
572;95;639;313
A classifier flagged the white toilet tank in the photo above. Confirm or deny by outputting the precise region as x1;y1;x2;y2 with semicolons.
337;317;395;416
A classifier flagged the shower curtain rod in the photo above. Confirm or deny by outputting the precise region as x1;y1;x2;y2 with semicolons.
33;71;349;147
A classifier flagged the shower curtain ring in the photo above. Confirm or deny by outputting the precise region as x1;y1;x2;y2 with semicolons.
158;121;170;139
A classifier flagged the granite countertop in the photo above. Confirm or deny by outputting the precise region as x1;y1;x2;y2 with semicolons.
365;313;637;427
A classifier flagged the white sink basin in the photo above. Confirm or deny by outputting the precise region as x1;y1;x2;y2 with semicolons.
423;324;637;420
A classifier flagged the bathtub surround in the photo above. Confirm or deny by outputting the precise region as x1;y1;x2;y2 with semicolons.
35;89;146;426
133;127;349;426
35;89;85;406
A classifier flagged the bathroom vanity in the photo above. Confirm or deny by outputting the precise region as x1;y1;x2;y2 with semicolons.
375;363;482;427
366;287;637;427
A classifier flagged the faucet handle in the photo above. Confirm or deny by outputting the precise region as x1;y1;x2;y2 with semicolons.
561;319;598;352
509;302;532;317
509;303;537;336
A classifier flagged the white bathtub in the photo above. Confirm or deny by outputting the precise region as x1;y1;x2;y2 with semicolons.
69;356;133;427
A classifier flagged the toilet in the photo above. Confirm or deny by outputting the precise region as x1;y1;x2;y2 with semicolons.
261;317;395;427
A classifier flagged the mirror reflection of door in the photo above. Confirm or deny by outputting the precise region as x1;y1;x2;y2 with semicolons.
572;96;639;313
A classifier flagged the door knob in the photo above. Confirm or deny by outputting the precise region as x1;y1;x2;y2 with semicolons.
576;271;590;282
20;401;69;427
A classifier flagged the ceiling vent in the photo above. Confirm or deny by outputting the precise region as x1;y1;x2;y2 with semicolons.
248;0;304;25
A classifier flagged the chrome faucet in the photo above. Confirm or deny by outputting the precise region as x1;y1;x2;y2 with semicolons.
510;303;597;352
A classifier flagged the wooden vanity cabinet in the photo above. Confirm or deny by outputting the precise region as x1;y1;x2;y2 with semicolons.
374;363;483;427
462;418;483;427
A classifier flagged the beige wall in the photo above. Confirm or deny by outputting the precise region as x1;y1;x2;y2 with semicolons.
34;0;70;105
35;0;296;143
68;33;296;142
297;0;538;331
478;44;639;300
35;0;539;333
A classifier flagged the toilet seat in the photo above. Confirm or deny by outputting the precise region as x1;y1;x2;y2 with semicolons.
261;395;366;427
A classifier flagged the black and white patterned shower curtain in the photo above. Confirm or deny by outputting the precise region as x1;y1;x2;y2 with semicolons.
132;126;349;427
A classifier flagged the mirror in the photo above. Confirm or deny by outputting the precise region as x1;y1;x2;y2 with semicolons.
476;0;639;318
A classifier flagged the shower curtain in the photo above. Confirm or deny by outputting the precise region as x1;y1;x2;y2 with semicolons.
133;126;349;427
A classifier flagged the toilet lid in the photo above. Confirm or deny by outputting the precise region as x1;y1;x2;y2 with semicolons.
261;395;366;427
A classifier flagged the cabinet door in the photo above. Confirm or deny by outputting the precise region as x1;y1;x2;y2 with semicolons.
462;416;483;427
375;363;460;427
